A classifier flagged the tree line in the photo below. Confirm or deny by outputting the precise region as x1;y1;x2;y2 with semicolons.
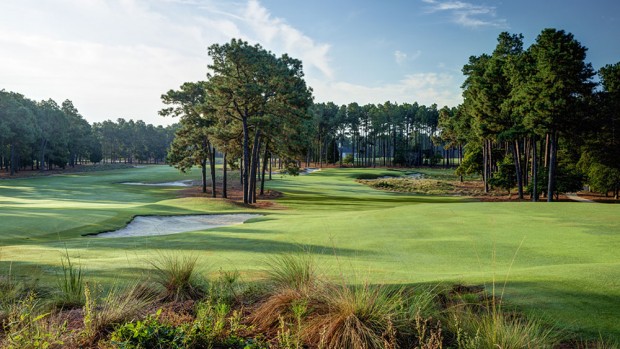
0;90;177;175
438;28;620;200
164;39;455;204
306;101;449;168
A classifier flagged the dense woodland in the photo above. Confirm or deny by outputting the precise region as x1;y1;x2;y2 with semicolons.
0;90;177;175
439;29;620;200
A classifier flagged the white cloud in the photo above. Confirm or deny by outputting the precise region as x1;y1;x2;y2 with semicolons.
0;0;333;125
309;73;462;108
395;50;408;65
422;0;508;28
394;50;422;65
0;0;460;126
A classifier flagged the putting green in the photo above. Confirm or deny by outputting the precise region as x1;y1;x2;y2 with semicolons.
0;165;618;339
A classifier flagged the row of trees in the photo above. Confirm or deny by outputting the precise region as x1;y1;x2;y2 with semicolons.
307;101;448;168
438;29;620;200
0;90;177;175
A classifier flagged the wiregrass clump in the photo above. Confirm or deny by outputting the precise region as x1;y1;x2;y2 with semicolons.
52;250;85;309
149;253;206;302
252;254;443;349
251;254;320;333
448;306;559;349
79;281;155;345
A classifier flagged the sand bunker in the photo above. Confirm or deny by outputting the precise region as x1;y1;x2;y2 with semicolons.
300;168;321;175
93;214;261;238
121;180;194;187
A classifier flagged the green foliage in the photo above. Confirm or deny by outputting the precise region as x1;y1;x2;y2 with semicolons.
488;155;516;194
456;145;483;177
343;153;354;165
110;309;187;349
1;293;66;349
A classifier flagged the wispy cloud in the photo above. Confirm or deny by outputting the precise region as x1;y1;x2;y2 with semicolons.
309;72;462;108
394;50;422;65
422;0;508;28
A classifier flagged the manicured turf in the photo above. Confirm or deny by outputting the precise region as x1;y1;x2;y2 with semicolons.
0;166;618;339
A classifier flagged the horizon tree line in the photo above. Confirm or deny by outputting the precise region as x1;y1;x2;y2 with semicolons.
0;90;177;175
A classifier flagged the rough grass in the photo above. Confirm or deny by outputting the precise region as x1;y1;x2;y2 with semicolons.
0;166;618;339
359;178;455;195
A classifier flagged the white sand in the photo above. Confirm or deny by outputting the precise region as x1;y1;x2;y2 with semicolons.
93;214;261;238
300;168;321;175
121;180;194;187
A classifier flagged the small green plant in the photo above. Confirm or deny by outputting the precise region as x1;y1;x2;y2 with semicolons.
149;253;205;302
110;309;186;349
2;292;66;349
54;249;84;309
343;153;354;165
81;281;155;345
448;307;558;349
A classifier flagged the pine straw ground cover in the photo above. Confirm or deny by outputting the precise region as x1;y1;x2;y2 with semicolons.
0;254;617;349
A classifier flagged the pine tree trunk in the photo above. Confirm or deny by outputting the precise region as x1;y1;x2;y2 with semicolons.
9;144;15;176
260;141;269;196
242;117;250;204
248;129;261;204
513;139;524;199
483;141;489;193
547;131;557;202
222;152;227;199
532;136;538;201
210;145;216;198
201;158;207;194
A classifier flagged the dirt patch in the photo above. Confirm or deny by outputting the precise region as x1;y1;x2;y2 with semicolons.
92;214;262;238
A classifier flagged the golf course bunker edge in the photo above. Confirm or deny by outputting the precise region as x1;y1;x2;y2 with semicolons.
91;214;262;238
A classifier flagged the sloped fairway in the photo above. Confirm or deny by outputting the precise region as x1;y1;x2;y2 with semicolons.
0;166;618;339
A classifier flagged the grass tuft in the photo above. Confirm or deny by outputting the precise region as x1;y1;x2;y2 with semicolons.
52;250;85;309
149;253;206;302
304;283;411;349
264;253;317;291
448;306;559;349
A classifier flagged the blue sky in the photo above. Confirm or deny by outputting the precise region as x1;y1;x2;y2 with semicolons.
1;0;618;125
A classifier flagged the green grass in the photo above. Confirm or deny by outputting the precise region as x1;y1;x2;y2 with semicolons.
0;165;619;340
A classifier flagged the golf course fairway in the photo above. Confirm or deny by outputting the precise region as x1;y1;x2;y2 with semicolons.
0;165;618;339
